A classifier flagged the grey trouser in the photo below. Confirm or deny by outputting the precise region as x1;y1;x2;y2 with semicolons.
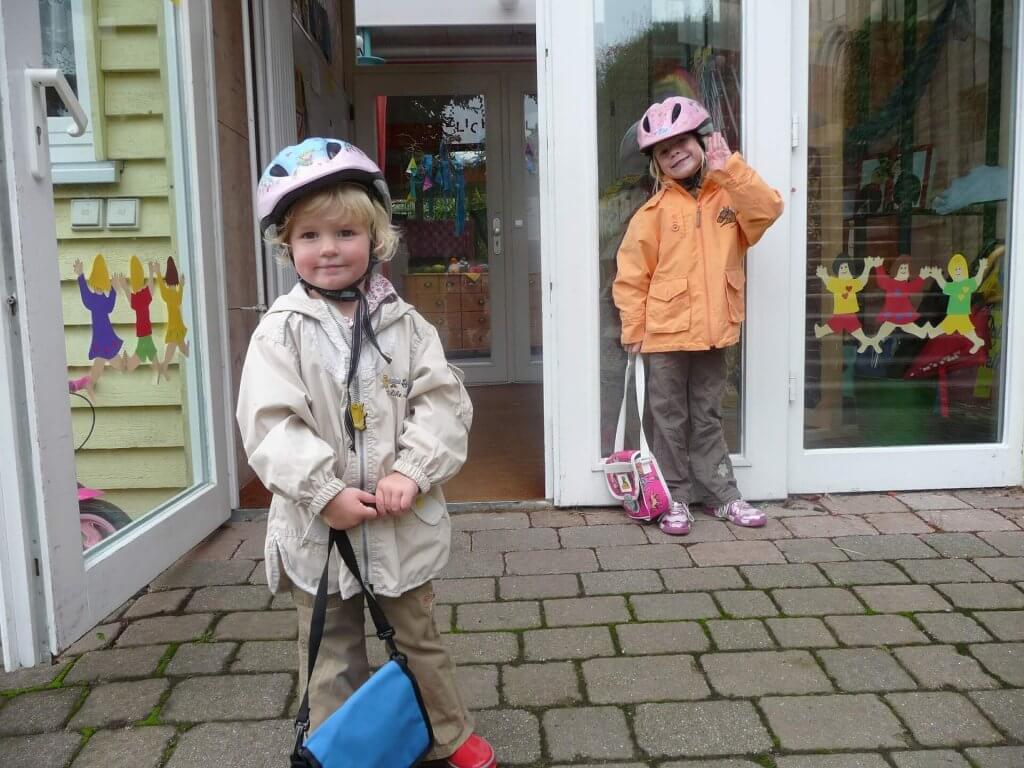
293;581;473;760
646;348;741;507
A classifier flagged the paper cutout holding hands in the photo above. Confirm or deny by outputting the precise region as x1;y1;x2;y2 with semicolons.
156;256;190;371
112;255;167;383
870;256;932;344
925;252;989;354
814;254;882;353
74;254;126;399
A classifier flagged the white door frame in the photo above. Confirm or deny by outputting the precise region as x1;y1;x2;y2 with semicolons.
538;0;793;506
786;0;1024;493
0;0;231;668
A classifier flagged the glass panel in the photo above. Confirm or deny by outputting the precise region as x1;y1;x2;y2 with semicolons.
39;0;78;116
381;94;492;362
805;0;1016;448
523;92;542;359
595;0;744;454
50;3;208;550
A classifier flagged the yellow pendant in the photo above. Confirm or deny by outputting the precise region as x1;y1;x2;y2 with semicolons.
349;402;366;431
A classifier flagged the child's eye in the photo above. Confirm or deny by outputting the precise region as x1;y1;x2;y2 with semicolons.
299;231;318;240
339;229;356;238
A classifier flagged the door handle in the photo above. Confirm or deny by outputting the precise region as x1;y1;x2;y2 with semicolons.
25;68;88;180
492;216;502;256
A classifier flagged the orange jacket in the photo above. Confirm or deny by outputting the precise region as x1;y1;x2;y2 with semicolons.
613;153;783;353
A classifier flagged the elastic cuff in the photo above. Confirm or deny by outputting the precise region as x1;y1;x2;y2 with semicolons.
393;459;431;495
309;477;346;517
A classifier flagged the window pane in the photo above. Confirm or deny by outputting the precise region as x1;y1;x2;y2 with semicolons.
39;0;78;116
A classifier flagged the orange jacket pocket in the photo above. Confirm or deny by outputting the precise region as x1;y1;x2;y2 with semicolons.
725;269;746;322
646;278;691;333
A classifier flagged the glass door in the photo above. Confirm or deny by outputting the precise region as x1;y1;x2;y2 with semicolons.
789;0;1024;491
0;0;229;668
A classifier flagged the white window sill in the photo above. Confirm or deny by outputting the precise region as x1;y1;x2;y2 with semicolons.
52;161;119;185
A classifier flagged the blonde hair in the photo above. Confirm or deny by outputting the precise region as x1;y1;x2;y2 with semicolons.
265;183;399;266
947;252;969;276
87;254;111;294
129;255;145;292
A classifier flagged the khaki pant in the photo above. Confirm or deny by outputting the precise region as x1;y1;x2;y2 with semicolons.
293;581;474;760
646;348;741;507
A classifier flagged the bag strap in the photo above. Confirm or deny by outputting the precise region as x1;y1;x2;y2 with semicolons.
613;353;651;456
294;527;401;743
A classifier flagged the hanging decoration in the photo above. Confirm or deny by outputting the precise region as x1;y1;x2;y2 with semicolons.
74;254;126;400
157;256;190;376
870;257;932;344
813;254;883;353
113;255;166;384
924;252;989;354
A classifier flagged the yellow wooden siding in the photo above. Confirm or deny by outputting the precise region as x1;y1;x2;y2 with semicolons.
97;0;160;28
58;238;174;273
105;73;164;117
100;489;185;520
105;118;167;160
100;31;161;71
68;368;184;408
76;448;188;490
72;406;185;449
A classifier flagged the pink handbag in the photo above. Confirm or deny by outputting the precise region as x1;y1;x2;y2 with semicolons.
603;354;673;522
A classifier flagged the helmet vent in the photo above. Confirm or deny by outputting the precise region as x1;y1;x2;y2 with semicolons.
642;116;651;133
326;140;343;159
268;164;289;178
671;103;682;123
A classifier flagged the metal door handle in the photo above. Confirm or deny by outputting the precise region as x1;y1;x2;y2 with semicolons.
492;216;502;256
26;68;88;180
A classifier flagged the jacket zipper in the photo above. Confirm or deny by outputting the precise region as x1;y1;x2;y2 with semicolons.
353;358;371;587
697;195;712;345
696;203;702;229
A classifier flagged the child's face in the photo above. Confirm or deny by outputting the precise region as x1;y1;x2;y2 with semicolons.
896;263;910;280
838;263;852;278
289;207;371;291
951;263;967;280
653;134;704;181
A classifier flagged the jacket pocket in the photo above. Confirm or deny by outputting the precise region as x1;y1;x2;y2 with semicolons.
410;492;446;526
725;269;746;322
646;278;691;334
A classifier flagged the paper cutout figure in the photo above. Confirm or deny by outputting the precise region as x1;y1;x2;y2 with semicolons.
74;254;126;399
870;257;932;344
925;252;988;354
112;255;167;383
157;256;190;369
814;254;882;353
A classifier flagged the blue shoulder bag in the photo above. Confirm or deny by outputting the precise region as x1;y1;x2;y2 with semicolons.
291;528;434;768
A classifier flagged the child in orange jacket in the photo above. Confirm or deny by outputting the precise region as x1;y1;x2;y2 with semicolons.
613;97;783;535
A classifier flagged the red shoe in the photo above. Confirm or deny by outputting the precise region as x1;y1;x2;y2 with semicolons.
446;733;496;768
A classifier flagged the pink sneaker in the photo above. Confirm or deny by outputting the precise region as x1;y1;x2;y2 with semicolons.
658;501;693;536
447;733;496;768
713;499;766;528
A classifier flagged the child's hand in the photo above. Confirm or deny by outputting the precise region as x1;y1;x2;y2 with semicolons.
376;472;419;516
623;342;642;354
705;132;731;172
815;265;828;280
320;488;378;530
73;259;84;277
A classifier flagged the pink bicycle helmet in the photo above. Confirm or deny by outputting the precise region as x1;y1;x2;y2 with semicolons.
636;97;713;152
257;137;391;232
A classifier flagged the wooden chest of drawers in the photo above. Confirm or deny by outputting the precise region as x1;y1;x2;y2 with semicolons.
406;272;491;354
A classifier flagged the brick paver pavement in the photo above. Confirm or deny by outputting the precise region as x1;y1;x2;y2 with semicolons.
2;489;1024;766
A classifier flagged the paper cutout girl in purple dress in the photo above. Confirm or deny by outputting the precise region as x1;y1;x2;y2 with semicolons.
74;255;126;399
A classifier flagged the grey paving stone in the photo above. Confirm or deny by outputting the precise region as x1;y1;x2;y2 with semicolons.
581;569;662;595
688;541;785;566
634;701;772;757
832;534;938;560
818;648;917;692
916;613;992;643
702;650;831;696
936;583;1024;610
442;632;520;664
821;561;909;585
777;756;889;768
559;524;647;548
917;509;1017;532
766;617;837;648
584;509;634;525
543;707;634;762
616;621;710;654
773;587;865;616
458;601;541;631
707;620;774;650
230;640;296;673
503;662;581;706
897;558;990;584
435;577;497;603
822;493;908;515
530;509;586;527
918;534;1000;559
740;564;828;588
597;544;693;570
499;574;577;600
161;674;293;722
662;762;761;768
969;642;1024;686
583;654;710;703
0;732;81;768
164;720;294;768
124;589;191;619
965;746;1024;768
472;709;540;765
887;692;1002;746
783;516;877;538
69;678;169;728
631;593;719;620
973;610;1024;641
969;689;1024;740
451;512;531;531
957;489;1024;509
455;664;499;709
165;642;236;676
648;518;735;543
0;687;81;735
777;538;849;563
0;661;64;693
249;566;269;586
438;551;505;578
151;560;256;590
543;596;630;626
68;726;175;768
889;751;970;768
116;614;214;647
864;512;934;534
714;590;778;618
185;585;272;613
897;492;972;511
661;566;744;591
63;623;124;656
763;498;828;517
893;645;999;690
761;694;908;750
727;518;792;541
854;585;952;612
978;531;1024;556
523;627;614;661
472;527;560;552
825;615;928;646
975;557;1024;582
505;549;597;575
65;645;168;683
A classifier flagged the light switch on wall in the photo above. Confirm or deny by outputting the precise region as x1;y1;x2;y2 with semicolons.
70;199;103;230
106;198;140;229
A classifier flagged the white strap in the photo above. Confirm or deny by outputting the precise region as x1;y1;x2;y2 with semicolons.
613;353;651;455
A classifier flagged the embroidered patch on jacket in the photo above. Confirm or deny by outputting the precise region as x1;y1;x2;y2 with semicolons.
717;206;737;226
382;373;411;398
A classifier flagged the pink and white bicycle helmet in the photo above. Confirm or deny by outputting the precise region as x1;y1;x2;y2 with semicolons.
257;137;391;233
636;97;713;152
